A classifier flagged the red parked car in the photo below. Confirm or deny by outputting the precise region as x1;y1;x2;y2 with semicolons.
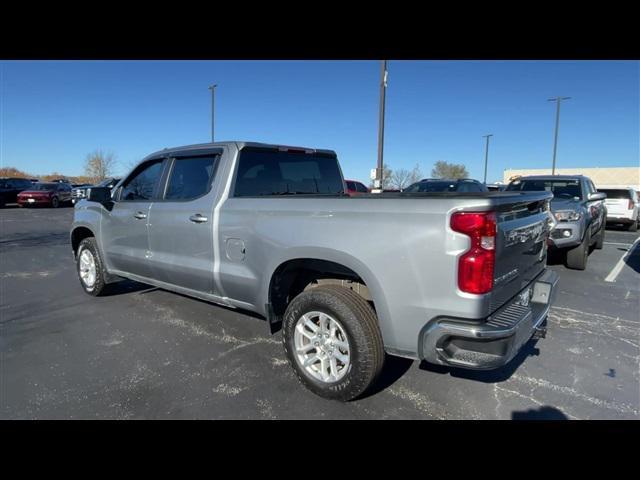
17;182;72;208
345;179;369;196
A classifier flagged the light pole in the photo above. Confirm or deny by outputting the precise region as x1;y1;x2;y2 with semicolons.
375;60;388;192
548;96;571;175
482;134;493;184
208;84;218;142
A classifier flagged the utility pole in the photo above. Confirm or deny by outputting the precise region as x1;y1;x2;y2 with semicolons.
482;134;493;184
374;60;388;192
548;96;571;175
208;84;218;142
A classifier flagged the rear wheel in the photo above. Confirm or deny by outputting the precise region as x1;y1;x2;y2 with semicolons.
282;285;385;401
628;220;638;232
51;196;59;208
566;230;590;270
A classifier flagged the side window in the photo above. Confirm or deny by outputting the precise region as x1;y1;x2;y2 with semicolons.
356;182;368;193
584;179;594;196
165;156;217;200
120;160;164;201
457;182;483;192
346;181;356;191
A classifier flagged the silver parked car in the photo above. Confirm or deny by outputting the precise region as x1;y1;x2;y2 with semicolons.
71;141;559;400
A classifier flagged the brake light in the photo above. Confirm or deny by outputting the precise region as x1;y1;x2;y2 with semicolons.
450;211;497;294
629;199;635;210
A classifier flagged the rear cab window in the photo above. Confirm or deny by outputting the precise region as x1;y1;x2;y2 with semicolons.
600;189;631;199
233;148;344;197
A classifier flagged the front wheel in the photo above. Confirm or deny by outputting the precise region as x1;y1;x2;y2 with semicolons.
282;285;385;401
51;196;59;208
77;237;108;296
594;225;605;250
566;230;590;270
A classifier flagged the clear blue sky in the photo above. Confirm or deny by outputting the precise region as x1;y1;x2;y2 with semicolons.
1;60;638;183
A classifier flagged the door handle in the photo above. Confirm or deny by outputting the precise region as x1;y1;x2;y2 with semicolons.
134;211;147;219
189;214;208;223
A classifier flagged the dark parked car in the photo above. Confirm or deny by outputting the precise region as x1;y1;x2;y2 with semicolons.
506;175;606;270
0;177;35;207
72;177;120;204
17;182;73;208
403;178;489;193
345;179;369;196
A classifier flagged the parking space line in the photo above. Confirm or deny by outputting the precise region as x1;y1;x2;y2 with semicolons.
605;236;640;283
603;242;634;247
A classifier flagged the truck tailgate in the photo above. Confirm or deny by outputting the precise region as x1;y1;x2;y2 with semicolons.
490;192;553;312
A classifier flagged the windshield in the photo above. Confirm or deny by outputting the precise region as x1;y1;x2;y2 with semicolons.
31;183;56;191
97;178;119;187
404;181;459;193
506;179;582;200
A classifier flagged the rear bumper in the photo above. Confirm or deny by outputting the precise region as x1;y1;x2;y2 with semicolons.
606;214;635;224
419;269;559;370
17;198;52;206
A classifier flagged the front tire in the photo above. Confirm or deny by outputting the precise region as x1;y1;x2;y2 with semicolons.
51;196;59;208
282;285;385;401
566;229;590;270
77;237;107;296
594;225;605;250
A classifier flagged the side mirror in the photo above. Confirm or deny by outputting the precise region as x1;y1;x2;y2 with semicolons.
588;192;606;201
87;186;112;206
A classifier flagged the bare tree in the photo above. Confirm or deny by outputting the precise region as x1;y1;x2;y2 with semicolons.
84;150;116;183
431;160;469;179
389;163;422;190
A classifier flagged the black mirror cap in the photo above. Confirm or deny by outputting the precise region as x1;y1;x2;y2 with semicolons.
87;186;112;205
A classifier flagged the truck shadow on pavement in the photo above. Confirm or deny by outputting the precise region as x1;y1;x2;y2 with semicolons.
511;406;569;420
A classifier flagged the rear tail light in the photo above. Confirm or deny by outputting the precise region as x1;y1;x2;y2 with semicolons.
629;199;635;210
450;211;497;294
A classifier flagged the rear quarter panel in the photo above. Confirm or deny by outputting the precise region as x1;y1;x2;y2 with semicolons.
217;196;497;356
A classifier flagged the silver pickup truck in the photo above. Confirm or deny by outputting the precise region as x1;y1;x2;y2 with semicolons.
71;141;558;401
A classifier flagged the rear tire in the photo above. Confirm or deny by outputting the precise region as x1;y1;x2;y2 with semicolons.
594;225;605;250
282;284;385;401
628;220;638;232
77;237;108;296
51;196;59;208
566;230;590;270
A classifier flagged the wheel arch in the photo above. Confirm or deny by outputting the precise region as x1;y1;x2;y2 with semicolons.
71;226;96;257
265;250;394;346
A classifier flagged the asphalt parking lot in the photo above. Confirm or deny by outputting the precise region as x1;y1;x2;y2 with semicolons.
1;205;638;419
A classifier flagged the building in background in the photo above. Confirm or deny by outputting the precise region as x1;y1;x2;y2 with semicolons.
503;167;640;190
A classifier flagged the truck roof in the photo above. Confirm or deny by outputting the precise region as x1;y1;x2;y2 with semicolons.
144;141;337;161
512;174;587;181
